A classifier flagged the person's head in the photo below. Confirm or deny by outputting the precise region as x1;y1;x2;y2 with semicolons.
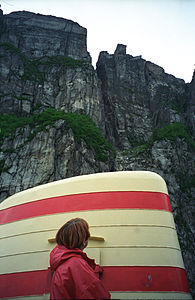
56;218;90;250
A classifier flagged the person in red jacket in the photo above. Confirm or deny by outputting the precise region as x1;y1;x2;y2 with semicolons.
50;218;111;300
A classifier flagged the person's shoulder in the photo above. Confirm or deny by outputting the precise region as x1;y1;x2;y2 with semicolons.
53;256;79;279
69;254;88;266
67;254;94;274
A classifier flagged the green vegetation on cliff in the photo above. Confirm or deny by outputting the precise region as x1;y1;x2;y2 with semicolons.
40;55;85;68
122;122;195;157
0;42;45;83
0;43;86;83
0;108;112;162
153;122;195;147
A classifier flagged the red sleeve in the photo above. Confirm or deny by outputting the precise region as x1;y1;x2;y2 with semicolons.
71;258;110;299
52;257;110;300
50;267;74;299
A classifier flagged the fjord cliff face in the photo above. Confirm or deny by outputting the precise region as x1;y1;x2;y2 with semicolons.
0;10;109;196
0;10;194;295
97;44;188;148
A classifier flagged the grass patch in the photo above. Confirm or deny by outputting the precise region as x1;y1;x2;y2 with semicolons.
64;112;113;162
122;141;153;157
0;108;113;162
121;122;194;157
153;122;195;147
0;114;30;140
40;55;86;68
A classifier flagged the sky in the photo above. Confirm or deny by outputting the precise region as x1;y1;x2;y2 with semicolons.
1;0;195;83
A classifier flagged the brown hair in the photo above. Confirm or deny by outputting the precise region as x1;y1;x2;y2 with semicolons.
56;218;90;249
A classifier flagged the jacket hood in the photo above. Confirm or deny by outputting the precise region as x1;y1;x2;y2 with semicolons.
50;245;96;272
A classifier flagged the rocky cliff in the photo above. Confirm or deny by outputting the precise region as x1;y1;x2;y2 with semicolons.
0;10;194;297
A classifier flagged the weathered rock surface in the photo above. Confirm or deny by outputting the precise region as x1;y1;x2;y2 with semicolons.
0;10;194;297
97;44;188;148
0;10;91;61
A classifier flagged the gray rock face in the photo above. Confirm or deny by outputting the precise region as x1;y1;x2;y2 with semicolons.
0;10;194;297
0;10;103;127
187;70;195;135
96;44;188;149
1;11;91;61
0;124;110;201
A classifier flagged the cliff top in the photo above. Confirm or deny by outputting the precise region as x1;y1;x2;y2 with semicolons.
3;10;86;34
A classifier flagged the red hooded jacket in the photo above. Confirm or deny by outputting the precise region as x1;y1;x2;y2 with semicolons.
50;245;111;299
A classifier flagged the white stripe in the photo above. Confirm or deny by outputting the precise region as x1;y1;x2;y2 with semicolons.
0;247;184;274
110;291;192;299
3;293;192;300
0;209;176;238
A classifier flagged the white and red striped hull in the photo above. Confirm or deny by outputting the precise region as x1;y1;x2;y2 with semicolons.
0;171;192;299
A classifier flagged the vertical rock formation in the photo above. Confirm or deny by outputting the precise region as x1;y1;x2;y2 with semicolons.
97;44;188;149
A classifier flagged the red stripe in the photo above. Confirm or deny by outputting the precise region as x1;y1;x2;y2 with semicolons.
102;266;190;293
0;267;190;298
0;191;172;225
0;270;49;298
